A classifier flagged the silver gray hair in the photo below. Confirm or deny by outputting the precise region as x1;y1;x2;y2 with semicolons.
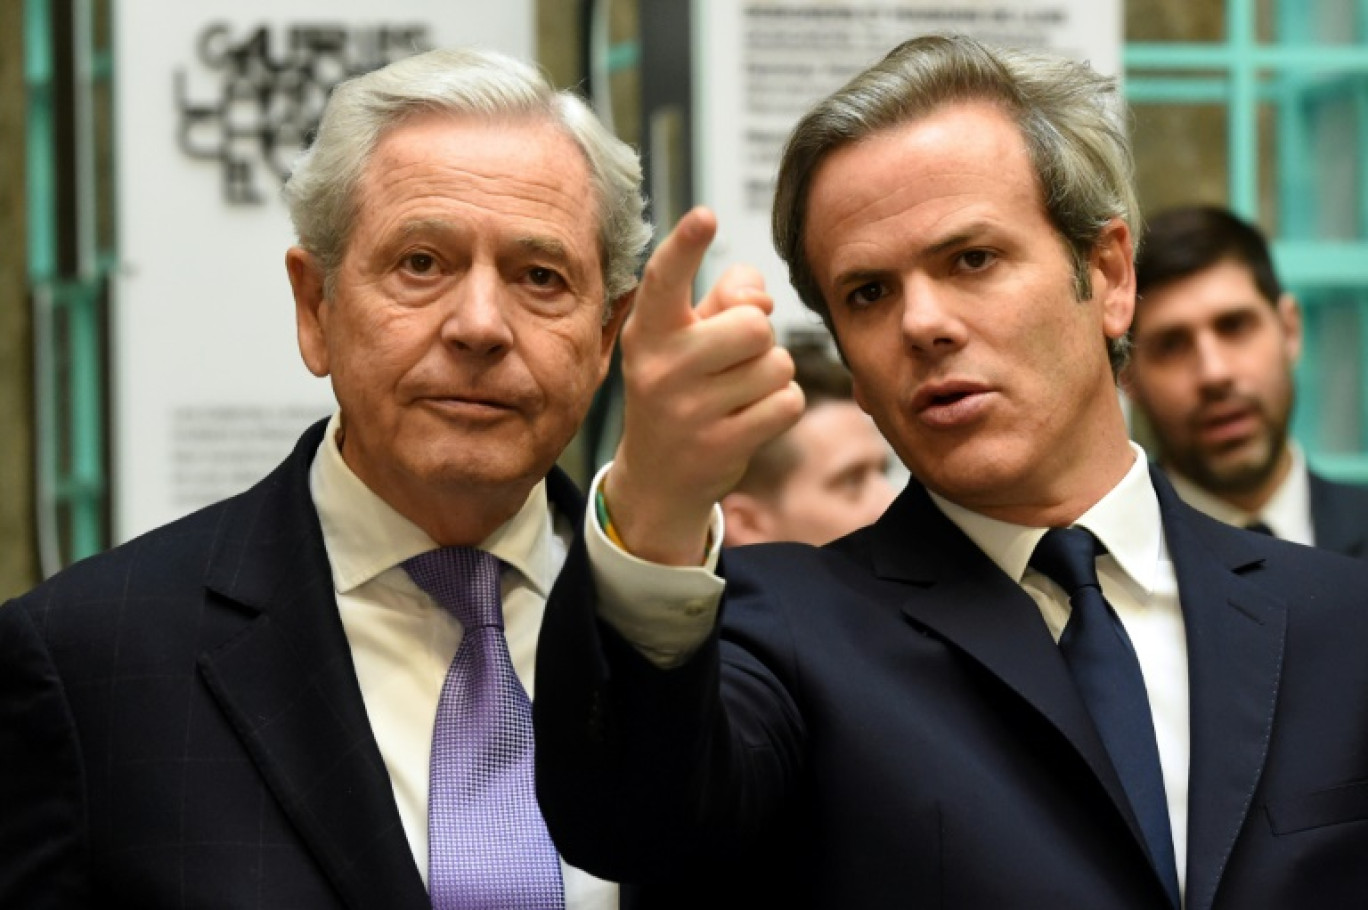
773;34;1137;375
283;47;651;316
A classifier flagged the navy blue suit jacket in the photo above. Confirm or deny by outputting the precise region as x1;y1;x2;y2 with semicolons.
0;420;588;908
535;467;1368;908
1309;470;1368;559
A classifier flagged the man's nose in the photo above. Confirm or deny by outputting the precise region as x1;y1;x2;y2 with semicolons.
1193;331;1235;390
900;278;968;356
440;268;515;355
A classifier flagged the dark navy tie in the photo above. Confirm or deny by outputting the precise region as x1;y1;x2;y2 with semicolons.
403;547;565;910
1244;520;1274;536
1031;527;1180;907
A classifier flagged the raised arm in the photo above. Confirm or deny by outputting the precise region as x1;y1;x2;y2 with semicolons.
535;209;807;886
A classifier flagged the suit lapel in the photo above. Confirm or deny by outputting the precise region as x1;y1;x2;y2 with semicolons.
1154;472;1287;910
546;463;587;528
871;485;1153;861
196;421;429;910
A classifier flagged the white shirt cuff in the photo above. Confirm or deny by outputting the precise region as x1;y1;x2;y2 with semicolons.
584;462;726;669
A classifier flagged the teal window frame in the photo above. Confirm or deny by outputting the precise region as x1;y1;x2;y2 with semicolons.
25;0;113;571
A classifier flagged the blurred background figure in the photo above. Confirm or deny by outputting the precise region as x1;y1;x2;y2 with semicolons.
1124;204;1368;555
722;341;896;546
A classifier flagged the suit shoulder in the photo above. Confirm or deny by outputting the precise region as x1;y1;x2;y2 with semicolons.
21;495;239;591
721;534;877;598
1309;470;1368;497
6;422;324;627
2;451;316;639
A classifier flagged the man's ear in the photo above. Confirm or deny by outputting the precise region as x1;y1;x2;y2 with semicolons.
720;492;779;547
1277;292;1303;366
1091;218;1137;343
287;246;330;377
597;288;636;378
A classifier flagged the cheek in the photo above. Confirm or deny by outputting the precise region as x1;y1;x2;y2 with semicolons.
1152;371;1199;408
529;323;609;405
329;311;433;395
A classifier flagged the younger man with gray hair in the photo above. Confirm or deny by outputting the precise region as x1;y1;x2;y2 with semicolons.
1;47;648;908
535;35;1368;908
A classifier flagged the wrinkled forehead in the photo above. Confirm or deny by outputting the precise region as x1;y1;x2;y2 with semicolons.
354;110;603;256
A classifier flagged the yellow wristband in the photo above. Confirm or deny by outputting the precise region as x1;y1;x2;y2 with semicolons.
595;486;628;550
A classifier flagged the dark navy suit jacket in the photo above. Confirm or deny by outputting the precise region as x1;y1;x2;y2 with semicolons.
0;419;592;909
535;467;1368;909
1309;470;1368;559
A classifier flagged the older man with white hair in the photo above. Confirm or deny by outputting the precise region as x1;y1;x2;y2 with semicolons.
0;47;650;909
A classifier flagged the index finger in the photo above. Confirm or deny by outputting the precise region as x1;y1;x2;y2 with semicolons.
631;206;718;338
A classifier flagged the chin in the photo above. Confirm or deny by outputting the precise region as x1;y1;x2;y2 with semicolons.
425;459;535;488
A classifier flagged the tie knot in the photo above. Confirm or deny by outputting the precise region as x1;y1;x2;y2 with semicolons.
1244;519;1274;536
402;547;503;629
1030;526;1104;598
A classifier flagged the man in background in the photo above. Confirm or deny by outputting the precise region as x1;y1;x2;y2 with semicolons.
722;341;894;546
1125;204;1368;555
0;47;649;908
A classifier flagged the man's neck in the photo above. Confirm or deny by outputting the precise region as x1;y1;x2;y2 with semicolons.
942;422;1138;529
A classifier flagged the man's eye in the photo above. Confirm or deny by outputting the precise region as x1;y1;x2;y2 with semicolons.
404;252;437;274
957;249;995;271
1146;333;1189;361
847;282;885;307
528;266;563;288
1216;312;1258;338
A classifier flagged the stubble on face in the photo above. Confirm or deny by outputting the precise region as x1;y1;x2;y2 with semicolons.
1164;386;1293;497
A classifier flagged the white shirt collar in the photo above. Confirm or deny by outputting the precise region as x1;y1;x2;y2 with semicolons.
1165;442;1313;545
309;411;557;596
927;442;1164;597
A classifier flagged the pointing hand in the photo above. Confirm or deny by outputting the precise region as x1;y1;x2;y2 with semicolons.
604;207;805;565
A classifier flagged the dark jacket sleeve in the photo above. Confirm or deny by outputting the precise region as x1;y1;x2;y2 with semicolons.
533;535;805;885
0;598;91;907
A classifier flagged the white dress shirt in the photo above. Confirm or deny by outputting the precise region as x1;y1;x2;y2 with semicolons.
929;444;1189;899
309;412;616;910
1167;442;1314;546
588;444;1190;901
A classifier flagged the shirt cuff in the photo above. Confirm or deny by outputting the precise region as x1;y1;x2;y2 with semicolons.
584;461;726;669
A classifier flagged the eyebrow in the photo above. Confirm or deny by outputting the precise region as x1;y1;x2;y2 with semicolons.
831;267;890;291
396;217;459;239
517;235;570;262
924;226;988;257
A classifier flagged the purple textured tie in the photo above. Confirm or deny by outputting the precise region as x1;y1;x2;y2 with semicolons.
403;547;565;910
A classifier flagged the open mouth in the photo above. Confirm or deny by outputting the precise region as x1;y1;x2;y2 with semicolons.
929;389;971;407
913;382;991;427
1199;409;1259;446
914;381;987;414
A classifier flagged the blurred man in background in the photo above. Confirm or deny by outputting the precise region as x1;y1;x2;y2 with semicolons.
722;341;894;546
1125;204;1368;556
